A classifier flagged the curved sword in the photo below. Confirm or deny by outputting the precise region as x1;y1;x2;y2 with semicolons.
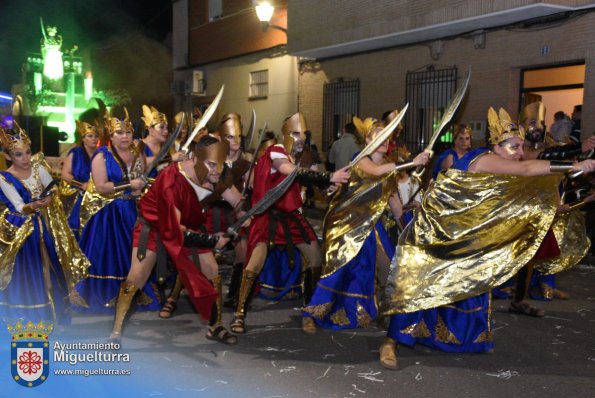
228;164;299;237
180;85;225;154
241;122;268;196
245;109;256;151
349;104;409;168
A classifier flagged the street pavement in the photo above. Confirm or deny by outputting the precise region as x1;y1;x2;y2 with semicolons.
4;262;594;398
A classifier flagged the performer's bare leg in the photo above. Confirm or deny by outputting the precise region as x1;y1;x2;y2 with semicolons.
375;244;391;327
296;240;322;334
197;252;237;344
159;275;183;319
225;238;247;308
109;248;157;341
230;242;268;334
509;262;544;317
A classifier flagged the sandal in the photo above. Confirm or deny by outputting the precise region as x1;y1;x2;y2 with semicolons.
509;301;545;318
379;338;398;370
302;316;318;335
230;315;245;334
158;299;178;319
553;289;570;300
206;325;238;345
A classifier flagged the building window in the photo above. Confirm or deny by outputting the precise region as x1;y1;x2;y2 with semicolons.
209;0;222;21
322;78;360;151
404;65;457;154
249;69;268;99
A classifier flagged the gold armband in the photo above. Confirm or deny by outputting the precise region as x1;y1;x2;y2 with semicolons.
70;179;83;189
113;182;131;193
568;200;587;212
549;161;574;173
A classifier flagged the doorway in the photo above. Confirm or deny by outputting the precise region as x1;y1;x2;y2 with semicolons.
520;62;585;129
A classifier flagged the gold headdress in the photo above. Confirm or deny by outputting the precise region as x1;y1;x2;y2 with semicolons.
281;113;307;153
453;123;472;140
105;107;134;135
218;113;242;145
383;109;405;136
487;107;525;145
519;101;546;143
76;120;97;136
141;105;168;128
174;112;189;131
352;116;382;140
0;120;31;151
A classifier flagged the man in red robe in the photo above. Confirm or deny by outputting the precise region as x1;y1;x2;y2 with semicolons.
109;134;243;344
230;113;350;335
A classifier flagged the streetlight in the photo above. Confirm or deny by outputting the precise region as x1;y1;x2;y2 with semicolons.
255;1;287;33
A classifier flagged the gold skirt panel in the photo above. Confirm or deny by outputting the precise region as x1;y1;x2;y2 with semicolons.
324;167;397;277
534;211;590;275
382;169;561;315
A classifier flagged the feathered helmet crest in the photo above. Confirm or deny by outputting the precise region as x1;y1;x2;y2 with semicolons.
487;107;525;145
0;121;31;151
105;108;134;135
352;116;382;140
141;105;168;128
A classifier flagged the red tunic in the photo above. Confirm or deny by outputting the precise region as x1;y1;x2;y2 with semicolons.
247;145;316;258
132;163;216;320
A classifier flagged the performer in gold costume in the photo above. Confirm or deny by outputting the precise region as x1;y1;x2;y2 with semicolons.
0;123;89;323
303;114;429;330
378;107;595;369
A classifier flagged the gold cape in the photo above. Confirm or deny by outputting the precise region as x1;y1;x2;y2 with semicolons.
0;155;90;306
382;169;561;315
534;210;590;275
79;177;129;230
323;165;397;277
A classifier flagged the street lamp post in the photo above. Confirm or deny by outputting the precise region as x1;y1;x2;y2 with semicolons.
255;1;287;34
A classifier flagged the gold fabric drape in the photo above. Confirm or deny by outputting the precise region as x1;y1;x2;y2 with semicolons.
0;209;34;289
382;169;561;315
0;155;90;306
79;177;124;230
534;211;590;275
323;166;397;277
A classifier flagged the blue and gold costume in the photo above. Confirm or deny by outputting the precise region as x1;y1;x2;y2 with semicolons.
0;148;88;324
74;146;160;313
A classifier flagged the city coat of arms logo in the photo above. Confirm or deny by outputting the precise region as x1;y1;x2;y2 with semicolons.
8;320;53;387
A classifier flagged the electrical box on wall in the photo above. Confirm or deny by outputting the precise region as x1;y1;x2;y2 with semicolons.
192;70;205;96
468;120;487;142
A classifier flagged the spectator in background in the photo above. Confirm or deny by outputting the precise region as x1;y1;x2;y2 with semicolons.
550;111;573;144
328;122;361;170
571;105;582;142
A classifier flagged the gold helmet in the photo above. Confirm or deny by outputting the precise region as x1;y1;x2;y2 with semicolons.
257;131;278;158
487;107;525;145
0;121;31;151
174;112;190;131
105;108;134;136
453;123;472;140
352;116;383;141
141;105;168;128
76;120;97;136
382;109;404;137
193;134;229;184
218;113;242;145
281;113;307;153
519;101;546;143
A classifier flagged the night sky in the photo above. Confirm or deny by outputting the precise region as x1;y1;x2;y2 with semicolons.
0;0;172;93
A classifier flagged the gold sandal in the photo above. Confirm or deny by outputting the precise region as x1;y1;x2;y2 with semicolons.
302;317;317;335
379;338;398;370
